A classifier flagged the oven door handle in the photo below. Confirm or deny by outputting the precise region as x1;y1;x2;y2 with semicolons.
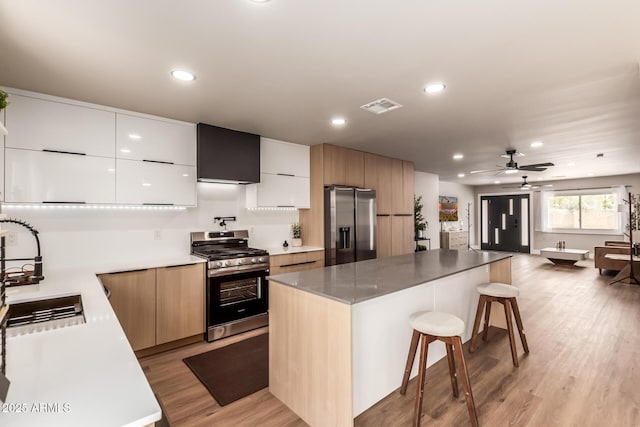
207;265;269;277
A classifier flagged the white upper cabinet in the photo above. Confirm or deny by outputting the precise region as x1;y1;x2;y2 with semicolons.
116;114;196;166
4;94;115;157
260;138;310;177
116;159;196;206
246;173;310;208
5;148;115;203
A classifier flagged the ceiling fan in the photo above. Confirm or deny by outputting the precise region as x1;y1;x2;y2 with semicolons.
501;176;539;189
470;149;554;175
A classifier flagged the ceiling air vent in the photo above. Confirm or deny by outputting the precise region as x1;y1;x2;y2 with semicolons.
360;98;403;115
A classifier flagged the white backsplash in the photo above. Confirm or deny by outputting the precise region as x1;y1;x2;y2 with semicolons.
1;182;298;271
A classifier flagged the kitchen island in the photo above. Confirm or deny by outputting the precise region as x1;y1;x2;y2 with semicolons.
268;249;511;427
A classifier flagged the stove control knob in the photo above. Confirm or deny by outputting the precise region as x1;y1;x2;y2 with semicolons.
251;257;258;263
258;257;266;263
215;261;223;268
237;259;245;265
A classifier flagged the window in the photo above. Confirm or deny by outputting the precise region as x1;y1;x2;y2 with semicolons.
540;187;624;233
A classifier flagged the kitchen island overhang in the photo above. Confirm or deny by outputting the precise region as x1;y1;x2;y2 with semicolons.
268;249;512;427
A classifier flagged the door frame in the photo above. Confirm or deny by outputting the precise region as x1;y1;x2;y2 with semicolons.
476;191;535;252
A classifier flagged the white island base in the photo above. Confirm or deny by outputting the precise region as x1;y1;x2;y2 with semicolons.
269;256;511;426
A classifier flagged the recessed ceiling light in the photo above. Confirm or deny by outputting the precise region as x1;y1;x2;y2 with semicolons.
567;162;576;167
424;82;446;93
171;70;196;81
453;153;464;160
120;148;131;153
250;0;271;2
142;183;152;187
494;180;501;184
182;174;189;177
331;118;346;126
128;134;142;140
505;170;519;174
530;141;544;148
587;172;594;176
107;168;115;172
457;173;465;178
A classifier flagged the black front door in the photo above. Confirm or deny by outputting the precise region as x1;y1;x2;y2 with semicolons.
480;194;530;253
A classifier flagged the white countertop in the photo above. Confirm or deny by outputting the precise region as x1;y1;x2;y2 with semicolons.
265;245;324;256
0;255;205;426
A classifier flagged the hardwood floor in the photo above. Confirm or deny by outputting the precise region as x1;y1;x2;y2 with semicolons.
140;254;640;426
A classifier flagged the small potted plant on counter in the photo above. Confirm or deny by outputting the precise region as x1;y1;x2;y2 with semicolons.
0;89;8;136
291;222;302;247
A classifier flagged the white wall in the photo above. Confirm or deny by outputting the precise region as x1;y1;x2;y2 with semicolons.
439;180;476;246
473;173;640;252
414;171;440;248
1;183;298;271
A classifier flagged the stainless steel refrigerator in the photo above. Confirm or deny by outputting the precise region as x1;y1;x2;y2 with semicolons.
324;186;377;266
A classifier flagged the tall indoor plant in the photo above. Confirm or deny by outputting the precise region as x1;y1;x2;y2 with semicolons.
414;195;428;238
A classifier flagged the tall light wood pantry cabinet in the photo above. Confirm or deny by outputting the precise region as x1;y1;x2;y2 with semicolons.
300;144;414;258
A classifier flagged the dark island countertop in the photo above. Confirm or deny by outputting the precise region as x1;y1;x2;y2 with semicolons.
267;249;511;305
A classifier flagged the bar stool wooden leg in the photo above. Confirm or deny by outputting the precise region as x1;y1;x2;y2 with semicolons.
401;329;421;395
413;334;429;427
503;299;519;367
451;336;479;427
511;297;529;353
469;295;485;353
482;300;492;341
445;343;459;398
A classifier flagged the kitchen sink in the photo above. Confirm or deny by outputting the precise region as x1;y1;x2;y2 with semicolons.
6;294;85;337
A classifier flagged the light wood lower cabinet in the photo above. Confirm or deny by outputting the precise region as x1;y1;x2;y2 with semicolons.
100;269;156;351
99;263;205;351
156;264;205;345
270;250;324;275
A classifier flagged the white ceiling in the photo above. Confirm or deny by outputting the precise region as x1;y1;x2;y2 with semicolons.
1;0;640;186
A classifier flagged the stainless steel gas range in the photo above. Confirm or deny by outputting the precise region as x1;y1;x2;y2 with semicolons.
190;230;269;341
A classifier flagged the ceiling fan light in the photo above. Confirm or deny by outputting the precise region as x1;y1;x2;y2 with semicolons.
505;169;519;174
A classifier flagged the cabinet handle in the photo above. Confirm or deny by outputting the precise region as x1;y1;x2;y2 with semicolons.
42;201;86;204
106;268;149;274
277;205;295;208
142;203;175;206
43;149;86;156
279;260;317;268
277;173;295;177
393;214;413;217
142;159;175;165
376;214;391;217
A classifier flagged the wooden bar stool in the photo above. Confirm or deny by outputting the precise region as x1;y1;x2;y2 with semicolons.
469;282;529;367
400;311;479;427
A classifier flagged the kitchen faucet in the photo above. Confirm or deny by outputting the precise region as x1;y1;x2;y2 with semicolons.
214;216;236;231
0;218;44;285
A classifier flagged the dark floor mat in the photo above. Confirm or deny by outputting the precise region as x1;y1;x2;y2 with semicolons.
183;333;268;406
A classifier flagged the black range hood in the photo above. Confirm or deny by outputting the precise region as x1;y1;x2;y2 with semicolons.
197;123;260;184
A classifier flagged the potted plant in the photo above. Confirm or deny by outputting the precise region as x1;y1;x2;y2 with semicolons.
291;222;302;247
0;89;8;136
414;195;428;239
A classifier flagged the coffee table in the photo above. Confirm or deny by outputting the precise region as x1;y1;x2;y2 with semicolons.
540;248;589;265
